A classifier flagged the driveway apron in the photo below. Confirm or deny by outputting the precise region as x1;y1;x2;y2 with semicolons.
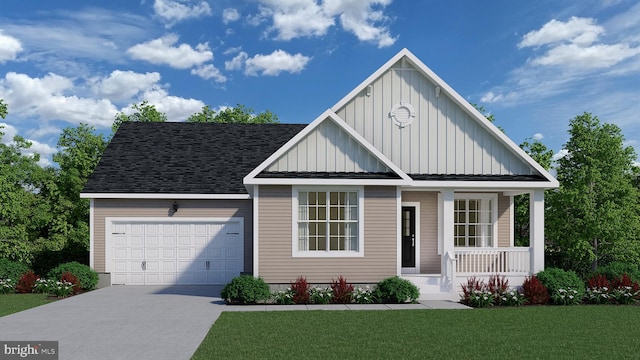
0;285;224;360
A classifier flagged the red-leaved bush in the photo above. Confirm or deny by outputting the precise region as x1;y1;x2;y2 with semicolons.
488;275;509;295
330;276;354;304
587;274;610;289
522;275;550;305
16;271;39;293
460;277;483;305
611;274;640;293
291;276;310;304
61;271;81;294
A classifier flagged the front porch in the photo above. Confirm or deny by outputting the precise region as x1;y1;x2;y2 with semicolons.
400;190;545;300
402;247;532;300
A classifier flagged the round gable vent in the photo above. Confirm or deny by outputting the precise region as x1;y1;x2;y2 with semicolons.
389;101;415;128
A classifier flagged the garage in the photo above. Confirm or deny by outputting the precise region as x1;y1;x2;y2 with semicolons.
106;218;244;285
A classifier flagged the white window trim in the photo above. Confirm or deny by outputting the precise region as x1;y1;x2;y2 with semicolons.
291;186;365;258
453;193;498;249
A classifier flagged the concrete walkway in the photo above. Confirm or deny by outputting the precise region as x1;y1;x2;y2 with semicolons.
0;286;469;360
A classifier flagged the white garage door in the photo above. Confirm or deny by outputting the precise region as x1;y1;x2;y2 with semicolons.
108;219;243;285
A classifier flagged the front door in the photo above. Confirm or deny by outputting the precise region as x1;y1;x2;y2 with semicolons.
401;206;416;268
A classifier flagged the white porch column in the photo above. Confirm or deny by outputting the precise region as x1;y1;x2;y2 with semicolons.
441;191;455;276
530;190;545;274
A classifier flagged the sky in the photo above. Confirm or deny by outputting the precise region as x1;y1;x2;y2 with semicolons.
1;0;639;167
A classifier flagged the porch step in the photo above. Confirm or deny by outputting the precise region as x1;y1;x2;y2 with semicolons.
401;274;461;302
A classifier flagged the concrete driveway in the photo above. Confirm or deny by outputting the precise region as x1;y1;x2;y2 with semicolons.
0;285;224;360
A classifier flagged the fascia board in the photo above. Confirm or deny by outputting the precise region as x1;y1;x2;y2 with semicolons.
80;193;252;199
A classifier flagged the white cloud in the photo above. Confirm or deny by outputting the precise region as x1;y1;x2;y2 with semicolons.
223;8;241;24
533;133;544;140
153;0;212;27
532;43;640;69
260;0;335;40
324;0;396;48
244;50;311;76
256;0;395;47
91;70;162;103
0;72;118;128
552;149;569;161
27;125;62;139
127;34;213;69
191;64;227;83
0;30;23;63
519;17;603;48
225;51;248;71
139;88;205;121
518;17;640;70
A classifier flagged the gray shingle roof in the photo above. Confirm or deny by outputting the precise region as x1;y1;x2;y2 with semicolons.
83;122;306;194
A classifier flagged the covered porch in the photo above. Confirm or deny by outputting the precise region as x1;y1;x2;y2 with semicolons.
400;189;545;300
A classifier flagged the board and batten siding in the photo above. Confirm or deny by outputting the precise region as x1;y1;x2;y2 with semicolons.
401;191;440;274
266;119;390;173
258;185;397;283
335;59;535;176
92;199;253;274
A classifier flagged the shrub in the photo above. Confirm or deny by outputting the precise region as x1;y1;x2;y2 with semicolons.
50;280;75;298
60;272;81;294
0;278;15;294
271;288;294;305
610;274;640;304
290;276;310;304
220;275;271;304
16;271;39;293
47;262;98;291
536;268;585;304
373;276;419;304
522;275;550;305
499;288;525;306
585;274;611;305
460;277;483;306
596;262;640;283
552;288;581;305
488;275;510;306
309;287;332;304
353;286;374;304
0;258;30;281
330;276;354;304
33;279;55;294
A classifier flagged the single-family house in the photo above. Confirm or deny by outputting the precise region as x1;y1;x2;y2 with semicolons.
81;48;558;299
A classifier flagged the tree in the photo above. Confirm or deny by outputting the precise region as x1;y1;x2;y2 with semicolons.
514;138;554;246
111;101;167;133
0;99;7;119
0;129;56;263
186;104;279;124
546;113;640;273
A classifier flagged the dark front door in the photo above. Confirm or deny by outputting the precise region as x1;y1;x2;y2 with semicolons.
401;206;416;268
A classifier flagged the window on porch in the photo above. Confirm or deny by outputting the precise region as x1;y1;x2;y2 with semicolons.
454;194;496;247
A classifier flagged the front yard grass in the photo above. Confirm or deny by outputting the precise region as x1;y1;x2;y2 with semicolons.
0;294;52;317
192;306;640;359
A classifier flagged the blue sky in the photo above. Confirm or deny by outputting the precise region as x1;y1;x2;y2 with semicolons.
1;0;639;166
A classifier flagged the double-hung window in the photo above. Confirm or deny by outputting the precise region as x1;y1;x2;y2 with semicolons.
294;188;363;257
454;194;497;247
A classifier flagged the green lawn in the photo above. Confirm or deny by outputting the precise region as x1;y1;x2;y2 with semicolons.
192;306;640;359
0;293;52;317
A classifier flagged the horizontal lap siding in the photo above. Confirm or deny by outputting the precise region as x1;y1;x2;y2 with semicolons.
258;186;397;283
93;199;253;273
497;193;511;247
402;192;440;273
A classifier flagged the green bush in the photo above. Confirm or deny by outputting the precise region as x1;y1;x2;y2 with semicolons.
221;275;270;304
0;258;30;280
595;262;640;283
373;276;419;304
536;268;585;304
47;262;98;291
